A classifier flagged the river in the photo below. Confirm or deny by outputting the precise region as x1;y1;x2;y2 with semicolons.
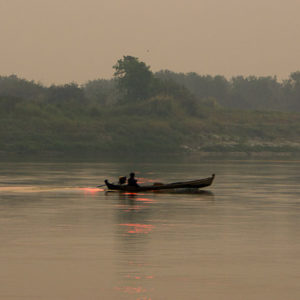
0;160;300;299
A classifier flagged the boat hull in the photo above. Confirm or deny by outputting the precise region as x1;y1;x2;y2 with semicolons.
104;174;215;192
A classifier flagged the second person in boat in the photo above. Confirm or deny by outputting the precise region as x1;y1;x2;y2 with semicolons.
127;172;139;187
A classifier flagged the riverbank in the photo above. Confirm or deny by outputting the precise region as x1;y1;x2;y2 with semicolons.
1;149;300;163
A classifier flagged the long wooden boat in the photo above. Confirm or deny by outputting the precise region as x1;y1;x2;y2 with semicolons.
104;174;215;192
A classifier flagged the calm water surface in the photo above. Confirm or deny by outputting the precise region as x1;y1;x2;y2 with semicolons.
0;160;300;299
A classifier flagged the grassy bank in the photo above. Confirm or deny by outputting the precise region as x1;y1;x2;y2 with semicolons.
1;96;300;157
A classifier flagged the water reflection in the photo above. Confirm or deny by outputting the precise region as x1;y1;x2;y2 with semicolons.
120;223;155;235
3;161;300;299
112;192;155;241
106;192;156;299
109;189;215;299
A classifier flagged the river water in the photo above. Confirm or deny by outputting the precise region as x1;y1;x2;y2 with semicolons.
0;160;300;299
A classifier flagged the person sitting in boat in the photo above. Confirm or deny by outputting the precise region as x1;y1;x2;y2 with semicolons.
127;172;139;187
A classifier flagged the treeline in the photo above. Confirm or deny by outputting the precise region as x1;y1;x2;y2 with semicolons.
0;57;201;155
1;69;300;112
156;71;300;111
1;56;300;155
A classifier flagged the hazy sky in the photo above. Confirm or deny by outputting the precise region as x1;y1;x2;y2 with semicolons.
1;0;300;84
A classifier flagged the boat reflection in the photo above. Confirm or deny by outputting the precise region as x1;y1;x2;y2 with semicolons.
120;223;155;234
110;188;214;300
110;190;156;299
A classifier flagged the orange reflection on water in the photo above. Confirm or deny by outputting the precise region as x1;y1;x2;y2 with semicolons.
122;192;139;196
125;274;154;280
80;187;104;195
135;197;156;203
115;286;146;294
120;223;155;234
118;274;154;300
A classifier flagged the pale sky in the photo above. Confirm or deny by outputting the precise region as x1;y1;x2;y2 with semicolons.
1;0;300;84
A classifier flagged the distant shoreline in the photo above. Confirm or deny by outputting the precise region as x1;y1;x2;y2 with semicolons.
1;150;300;162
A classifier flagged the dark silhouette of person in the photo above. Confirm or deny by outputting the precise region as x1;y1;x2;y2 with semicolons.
127;172;139;187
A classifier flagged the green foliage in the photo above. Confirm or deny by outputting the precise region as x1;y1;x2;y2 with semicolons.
83;79;116;105
156;70;300;112
1;57;300;156
47;83;85;104
0;75;45;100
113;56;155;102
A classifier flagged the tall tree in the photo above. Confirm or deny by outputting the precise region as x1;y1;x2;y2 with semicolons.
113;56;154;102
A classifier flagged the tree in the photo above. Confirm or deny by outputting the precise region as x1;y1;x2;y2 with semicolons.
0;75;45;101
113;56;154;102
47;83;85;103
288;71;300;110
290;71;300;85
83;79;116;105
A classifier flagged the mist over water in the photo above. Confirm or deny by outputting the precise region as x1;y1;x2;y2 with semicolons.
0;160;300;299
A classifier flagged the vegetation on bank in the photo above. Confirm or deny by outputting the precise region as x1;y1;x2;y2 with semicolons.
1;56;300;156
